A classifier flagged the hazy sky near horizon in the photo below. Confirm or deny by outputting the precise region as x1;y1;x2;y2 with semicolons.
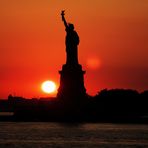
0;0;148;98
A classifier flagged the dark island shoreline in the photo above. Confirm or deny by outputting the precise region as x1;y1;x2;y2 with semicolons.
0;89;148;124
0;115;148;125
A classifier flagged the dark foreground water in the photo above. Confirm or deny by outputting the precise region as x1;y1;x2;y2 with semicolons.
0;122;148;148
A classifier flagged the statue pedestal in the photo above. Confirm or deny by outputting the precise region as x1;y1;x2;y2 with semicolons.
57;64;86;104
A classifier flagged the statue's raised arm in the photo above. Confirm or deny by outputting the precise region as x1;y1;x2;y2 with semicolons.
61;10;68;28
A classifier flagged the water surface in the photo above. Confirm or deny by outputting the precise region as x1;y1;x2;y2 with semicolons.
0;122;148;147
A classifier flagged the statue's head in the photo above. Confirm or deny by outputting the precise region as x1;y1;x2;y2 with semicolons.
68;23;74;30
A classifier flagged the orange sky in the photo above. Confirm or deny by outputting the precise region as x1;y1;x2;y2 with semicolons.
0;0;148;99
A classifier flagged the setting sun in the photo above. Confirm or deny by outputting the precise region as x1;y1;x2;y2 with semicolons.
41;81;56;94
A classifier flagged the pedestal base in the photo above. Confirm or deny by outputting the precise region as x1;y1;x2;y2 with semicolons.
57;64;86;103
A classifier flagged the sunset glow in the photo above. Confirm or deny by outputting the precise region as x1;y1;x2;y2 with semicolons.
0;0;148;99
